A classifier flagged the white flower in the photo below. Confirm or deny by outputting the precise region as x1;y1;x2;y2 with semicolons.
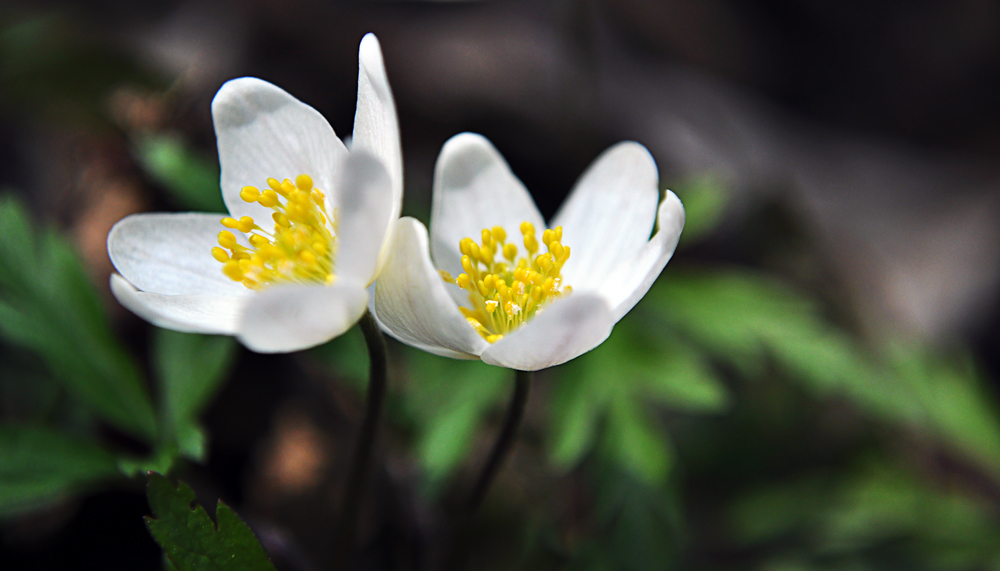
371;133;685;370
108;34;401;353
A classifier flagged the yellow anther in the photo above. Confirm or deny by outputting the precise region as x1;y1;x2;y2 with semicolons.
503;242;518;261
549;241;564;259
448;219;572;343
218;231;238;249
461;255;476;275
272;212;291;228
524;233;538;254
478;245;493;265
299;250;317;266
542;228;555;246
222;260;243;281
240;186;260;203
258;189;280;208
440;270;454;283
213;172;336;290
459;237;475;256
295;174;313;191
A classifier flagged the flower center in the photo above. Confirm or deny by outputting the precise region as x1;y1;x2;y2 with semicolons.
212;174;337;290
441;221;572;343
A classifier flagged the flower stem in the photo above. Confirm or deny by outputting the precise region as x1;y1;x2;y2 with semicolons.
335;310;388;568
447;369;532;569
467;369;532;515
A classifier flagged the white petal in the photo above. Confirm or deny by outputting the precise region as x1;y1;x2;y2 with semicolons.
237;282;369;353
353;33;403;224
212;77;347;222
333;150;395;286
481;293;615;371
373;218;489;357
429;133;545;278
552;142;659;292
108;213;250;296
110;274;245;334
599;191;685;321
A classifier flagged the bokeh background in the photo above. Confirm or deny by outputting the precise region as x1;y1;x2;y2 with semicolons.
2;1;1000;570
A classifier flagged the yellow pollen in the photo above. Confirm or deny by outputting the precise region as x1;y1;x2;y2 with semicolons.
213;174;336;290
441;221;572;343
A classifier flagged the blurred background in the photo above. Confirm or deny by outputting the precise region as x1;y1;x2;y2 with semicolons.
2;0;1000;569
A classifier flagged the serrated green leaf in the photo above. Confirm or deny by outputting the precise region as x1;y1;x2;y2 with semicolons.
136;134;225;213
145;472;277;571
0;196;157;440
0;425;120;517
153;329;237;462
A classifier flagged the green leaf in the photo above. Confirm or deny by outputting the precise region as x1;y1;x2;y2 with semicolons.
135;134;225;213
145;472;277;571
0;196;157;440
603;395;672;485
890;345;1000;482
649;269;924;426
548;317;726;478
0;425;120;517
402;349;507;486
153;329;237;461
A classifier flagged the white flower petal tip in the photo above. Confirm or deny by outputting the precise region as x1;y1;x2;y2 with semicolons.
237;282;369;353
553;141;660;291
602;190;686;321
373;217;490;357
110;274;245;335
373;133;685;370
354;32;402;224
481;293;615;371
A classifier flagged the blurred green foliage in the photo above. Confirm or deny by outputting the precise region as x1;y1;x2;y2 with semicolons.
136;134;227;213
0;194;237;513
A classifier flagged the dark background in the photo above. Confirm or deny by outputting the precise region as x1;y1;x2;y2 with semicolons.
2;1;999;569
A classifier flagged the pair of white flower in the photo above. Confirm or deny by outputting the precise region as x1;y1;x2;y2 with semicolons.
108;34;685;371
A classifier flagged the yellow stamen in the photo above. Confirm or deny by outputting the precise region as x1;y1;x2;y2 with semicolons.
213;174;336;290
444;221;571;343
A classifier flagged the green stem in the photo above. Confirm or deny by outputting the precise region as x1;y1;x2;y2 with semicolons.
448;369;532;570
334;310;388;568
